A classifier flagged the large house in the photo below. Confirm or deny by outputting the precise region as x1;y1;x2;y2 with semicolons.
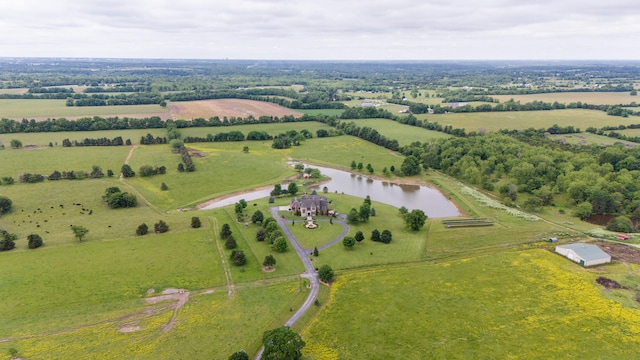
290;195;329;217
555;243;611;267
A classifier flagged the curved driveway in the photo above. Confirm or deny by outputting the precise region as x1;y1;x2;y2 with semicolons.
254;207;348;359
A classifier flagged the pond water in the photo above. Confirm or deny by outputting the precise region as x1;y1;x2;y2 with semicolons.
201;164;459;218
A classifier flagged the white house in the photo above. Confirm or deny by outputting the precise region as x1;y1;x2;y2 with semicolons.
555;243;611;267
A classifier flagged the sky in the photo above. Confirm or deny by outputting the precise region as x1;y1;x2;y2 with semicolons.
0;0;639;60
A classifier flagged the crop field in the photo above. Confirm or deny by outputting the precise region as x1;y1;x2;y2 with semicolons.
547;133;638;147
0;99;169;120
418;109;639;132
302;250;640;359
494;92;639;105
168;99;303;120
342;118;451;145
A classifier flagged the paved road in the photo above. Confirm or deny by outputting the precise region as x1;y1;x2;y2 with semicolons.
254;208;348;360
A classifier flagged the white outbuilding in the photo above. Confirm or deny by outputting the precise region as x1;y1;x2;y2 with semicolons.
555;243;611;267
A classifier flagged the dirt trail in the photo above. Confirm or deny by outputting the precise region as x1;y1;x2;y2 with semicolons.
144;290;190;333
119;145;139;180
210;216;235;298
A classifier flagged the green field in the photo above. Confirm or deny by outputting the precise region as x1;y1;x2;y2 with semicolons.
341;118;451;145
494;92;638;105
418;109;639;132
0;99;167;118
302;250;640;359
3;121;640;360
547;132;638;147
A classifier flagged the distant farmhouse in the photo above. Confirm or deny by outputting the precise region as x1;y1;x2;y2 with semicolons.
290;195;329;217
555;243;611;267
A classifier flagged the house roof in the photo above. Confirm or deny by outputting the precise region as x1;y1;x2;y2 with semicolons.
556;243;610;261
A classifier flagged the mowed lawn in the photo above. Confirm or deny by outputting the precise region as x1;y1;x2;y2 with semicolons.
302;250;640;359
0;99;168;119
341;118;451;145
417;109;639;133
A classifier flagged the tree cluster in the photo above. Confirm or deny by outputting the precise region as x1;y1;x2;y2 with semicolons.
102;187;137;209
62;136;127;147
0;229;17;251
371;229;393;244
139;165;167;177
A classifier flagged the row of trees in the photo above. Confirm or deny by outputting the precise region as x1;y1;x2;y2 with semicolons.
62;136;129;147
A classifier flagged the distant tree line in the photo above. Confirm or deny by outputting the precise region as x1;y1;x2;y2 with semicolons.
62;136;129;147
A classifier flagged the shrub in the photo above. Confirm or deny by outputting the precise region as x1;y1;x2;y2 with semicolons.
0;196;12;214
273;237;288;252
191;216;201;228
154;220;169;233
136;223;149;236
160;182;168;191
27;234;43;249
230;250;246;266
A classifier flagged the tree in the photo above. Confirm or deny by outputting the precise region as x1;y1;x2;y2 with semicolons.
242;145;249;153
343;236;356;249
401;156;421;176
228;350;249;360
10;139;22;149
398;206;408;215
370;207;376;216
0;230;16;251
288;182;299;196
256;228;267;242
359;203;371;222
177;163;185;172
263;255;276;269
136;223;149;236
380;229;393;244
107;169;114;177
251;210;264;224
357;162;363;170
154;220;169;233
121;164;135;178
0;196;12;215
355;231;364;243
225;235;238;249
273;237;288;253
573;202;593;220
107;192;137;208
607;216;633;233
351;160;357;169
271;184;282;197
220;223;232;239
262;326;305;360
313;246;319;256
191;217;201;228
71;225;89;241
347;208;360;224
371;229;381;242
160;182;168;191
404;209;427;231
230;250;246;266
27;234;43;249
318;264;335;283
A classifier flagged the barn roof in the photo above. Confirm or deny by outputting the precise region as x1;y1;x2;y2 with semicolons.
556;243;610;261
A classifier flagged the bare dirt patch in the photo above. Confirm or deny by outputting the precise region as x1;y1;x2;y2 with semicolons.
119;325;142;333
262;267;276;273
596;277;627;289
188;148;206;158
169;99;303;120
595;241;640;264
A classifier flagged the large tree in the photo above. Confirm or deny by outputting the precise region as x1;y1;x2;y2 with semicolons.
0;196;12;215
343;236;356;249
251;210;264;224
27;234;43;249
120;164;135;178
401;155;421;176
287;182;299;196
404;209;427;231
263;255;276;269
318;264;335;283
71;225;89;241
220;223;232;239
273;237;288;253
262;326;305;360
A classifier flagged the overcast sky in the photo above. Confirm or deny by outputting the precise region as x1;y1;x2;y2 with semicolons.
1;0;639;60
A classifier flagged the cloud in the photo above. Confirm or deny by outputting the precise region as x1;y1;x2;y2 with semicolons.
0;0;638;59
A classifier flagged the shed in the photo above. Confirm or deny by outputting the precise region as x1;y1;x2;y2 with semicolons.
548;237;558;243
555;243;611;267
618;234;630;240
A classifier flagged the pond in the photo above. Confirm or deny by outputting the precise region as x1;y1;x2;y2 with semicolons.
201;164;459;218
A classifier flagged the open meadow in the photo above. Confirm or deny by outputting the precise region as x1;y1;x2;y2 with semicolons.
494;91;639;105
418;109;640;132
3;115;640;359
341;118;451;145
0;99;168;120
547;132;638;147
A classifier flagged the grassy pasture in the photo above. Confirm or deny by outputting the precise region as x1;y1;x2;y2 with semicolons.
418;109;639;132
0;179;194;247
0;99;168;119
494;92;639;105
0;229;224;338
547;133;637;147
302;250;640;359
341;118;451;145
0;145;130;177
